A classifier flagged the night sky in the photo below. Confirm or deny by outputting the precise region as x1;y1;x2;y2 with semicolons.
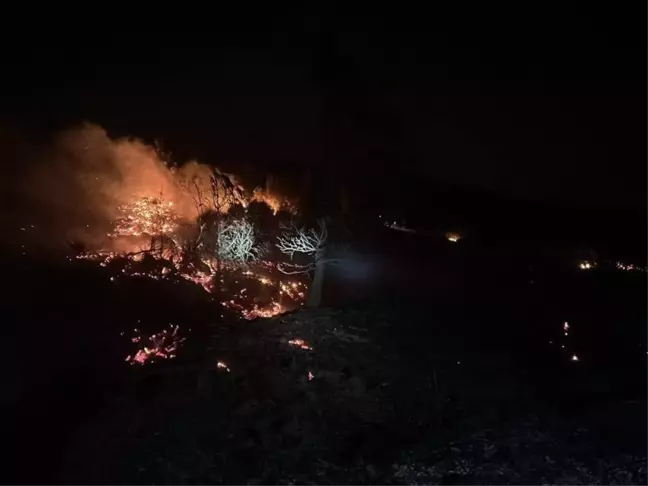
1;7;644;212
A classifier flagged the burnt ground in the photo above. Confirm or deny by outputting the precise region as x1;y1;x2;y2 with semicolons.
3;226;647;484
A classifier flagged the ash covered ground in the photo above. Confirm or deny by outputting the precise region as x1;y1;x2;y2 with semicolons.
4;220;646;485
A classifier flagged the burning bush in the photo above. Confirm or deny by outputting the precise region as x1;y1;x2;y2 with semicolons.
35;123;310;321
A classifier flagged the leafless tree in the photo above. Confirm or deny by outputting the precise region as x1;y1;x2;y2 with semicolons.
188;168;246;217
209;168;246;214
276;219;329;307
187;168;248;275
217;218;263;265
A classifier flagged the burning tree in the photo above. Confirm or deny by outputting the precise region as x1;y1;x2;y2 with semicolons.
276;219;328;307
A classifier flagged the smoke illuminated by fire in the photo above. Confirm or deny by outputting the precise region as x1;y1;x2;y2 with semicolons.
24;123;292;253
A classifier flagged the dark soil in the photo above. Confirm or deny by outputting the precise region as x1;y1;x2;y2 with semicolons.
4;228;646;484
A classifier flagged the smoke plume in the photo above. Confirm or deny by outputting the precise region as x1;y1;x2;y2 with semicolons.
14;123;220;252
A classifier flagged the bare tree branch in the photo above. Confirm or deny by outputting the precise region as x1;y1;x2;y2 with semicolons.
209;168;246;214
217;218;261;263
275;219;328;275
276;219;327;258
276;261;316;275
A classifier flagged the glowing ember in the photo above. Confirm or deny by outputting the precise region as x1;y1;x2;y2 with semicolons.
221;298;286;321
217;361;231;372
615;261;646;272
241;301;285;320
180;270;215;293
110;196;179;239
125;324;185;366
446;232;461;243
217;269;306;320
279;281;307;300
578;261;595;270
288;338;312;350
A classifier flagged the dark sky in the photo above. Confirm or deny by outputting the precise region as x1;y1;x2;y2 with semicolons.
1;7;644;212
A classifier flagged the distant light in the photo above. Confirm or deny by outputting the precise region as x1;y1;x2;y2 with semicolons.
571;354;579;362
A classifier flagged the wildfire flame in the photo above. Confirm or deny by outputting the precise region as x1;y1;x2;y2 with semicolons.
251;187;296;215
49;125;307;322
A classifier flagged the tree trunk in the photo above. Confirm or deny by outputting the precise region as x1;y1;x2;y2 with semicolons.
306;261;325;307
